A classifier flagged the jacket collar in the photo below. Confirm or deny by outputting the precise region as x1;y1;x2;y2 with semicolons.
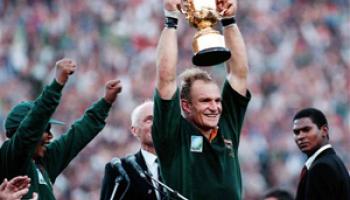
305;144;332;169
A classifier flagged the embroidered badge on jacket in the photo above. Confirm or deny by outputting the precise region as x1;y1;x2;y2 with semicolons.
191;135;203;152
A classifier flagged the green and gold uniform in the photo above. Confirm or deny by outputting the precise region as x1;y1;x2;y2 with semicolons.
152;81;250;200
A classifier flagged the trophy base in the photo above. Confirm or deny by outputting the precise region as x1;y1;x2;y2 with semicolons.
192;47;231;67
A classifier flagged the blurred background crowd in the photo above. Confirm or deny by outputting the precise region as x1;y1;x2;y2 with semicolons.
0;0;349;199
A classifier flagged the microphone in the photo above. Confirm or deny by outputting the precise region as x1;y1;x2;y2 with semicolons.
110;157;130;183
126;155;147;178
126;156;189;200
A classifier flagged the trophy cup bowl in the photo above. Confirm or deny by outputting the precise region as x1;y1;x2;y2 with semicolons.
180;0;231;66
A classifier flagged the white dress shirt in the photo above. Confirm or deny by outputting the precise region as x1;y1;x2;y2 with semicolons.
304;144;332;169
141;149;161;200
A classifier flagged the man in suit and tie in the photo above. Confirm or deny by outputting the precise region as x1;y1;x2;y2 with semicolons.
293;107;350;200
100;101;165;200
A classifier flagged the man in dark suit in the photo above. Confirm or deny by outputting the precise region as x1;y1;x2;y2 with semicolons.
100;101;165;200
293;107;350;200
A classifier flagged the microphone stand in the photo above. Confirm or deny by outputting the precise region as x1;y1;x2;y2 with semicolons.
110;176;129;200
126;155;187;200
110;182;120;200
144;171;188;200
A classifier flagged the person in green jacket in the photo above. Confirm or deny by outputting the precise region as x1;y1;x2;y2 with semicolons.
0;58;123;199
153;0;250;199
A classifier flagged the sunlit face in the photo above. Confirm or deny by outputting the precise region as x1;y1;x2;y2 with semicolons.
34;127;53;159
182;80;222;132
293;117;327;156
131;103;154;147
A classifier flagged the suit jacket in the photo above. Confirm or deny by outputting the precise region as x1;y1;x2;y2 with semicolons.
296;148;350;200
100;151;164;200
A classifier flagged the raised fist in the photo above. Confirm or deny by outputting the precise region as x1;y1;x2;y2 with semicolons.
104;79;122;104
55;58;77;85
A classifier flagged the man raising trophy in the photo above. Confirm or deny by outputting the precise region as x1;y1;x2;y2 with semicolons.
153;0;250;199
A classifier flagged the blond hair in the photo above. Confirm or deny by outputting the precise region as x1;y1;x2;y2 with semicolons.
179;68;214;101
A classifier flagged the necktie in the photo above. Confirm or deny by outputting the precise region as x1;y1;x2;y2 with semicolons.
153;158;161;200
155;159;162;182
296;166;308;200
299;166;307;181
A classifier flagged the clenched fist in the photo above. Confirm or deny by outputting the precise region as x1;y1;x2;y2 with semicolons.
55;58;77;85
104;79;122;104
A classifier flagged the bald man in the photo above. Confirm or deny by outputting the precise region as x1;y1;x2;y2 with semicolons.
100;101;166;200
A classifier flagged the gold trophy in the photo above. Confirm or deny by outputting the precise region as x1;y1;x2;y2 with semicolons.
179;0;231;66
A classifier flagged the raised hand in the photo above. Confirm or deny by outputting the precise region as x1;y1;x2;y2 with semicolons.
0;176;30;200
55;58;77;85
216;0;237;17
104;79;122;104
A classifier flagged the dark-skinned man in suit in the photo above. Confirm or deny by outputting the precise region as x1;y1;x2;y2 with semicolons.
293;107;350;200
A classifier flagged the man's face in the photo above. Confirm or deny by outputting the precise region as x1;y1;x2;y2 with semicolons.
34;127;53;159
183;80;222;131
131;103;154;147
293;117;327;156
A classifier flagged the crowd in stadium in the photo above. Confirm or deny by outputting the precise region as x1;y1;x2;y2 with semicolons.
0;0;349;199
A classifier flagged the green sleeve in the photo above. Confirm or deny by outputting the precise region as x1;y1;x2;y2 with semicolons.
221;80;251;148
0;80;63;177
152;89;181;161
44;98;111;182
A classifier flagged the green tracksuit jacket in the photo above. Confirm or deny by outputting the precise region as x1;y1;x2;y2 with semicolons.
0;80;111;199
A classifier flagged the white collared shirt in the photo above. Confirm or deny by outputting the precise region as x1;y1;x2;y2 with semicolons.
141;149;160;200
305;144;332;169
